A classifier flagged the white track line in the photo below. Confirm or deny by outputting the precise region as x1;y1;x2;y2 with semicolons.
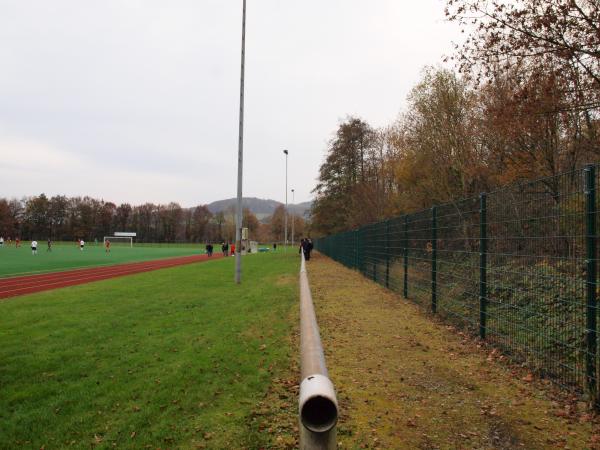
0;253;208;279
0;256;205;288
0;255;221;298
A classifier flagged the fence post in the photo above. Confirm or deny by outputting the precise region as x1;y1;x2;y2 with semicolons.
479;193;487;340
373;226;377;282
354;230;358;270
358;228;363;275
431;206;437;314
403;215;408;299
385;220;390;289
585;165;597;403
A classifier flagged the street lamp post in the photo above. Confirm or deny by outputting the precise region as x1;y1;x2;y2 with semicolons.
235;0;247;284
283;149;288;250
291;189;295;249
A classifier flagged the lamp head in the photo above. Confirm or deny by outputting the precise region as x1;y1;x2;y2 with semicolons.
283;149;288;155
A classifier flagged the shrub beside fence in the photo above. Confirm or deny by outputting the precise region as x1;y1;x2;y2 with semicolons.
315;164;599;402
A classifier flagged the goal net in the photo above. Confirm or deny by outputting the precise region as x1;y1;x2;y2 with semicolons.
103;236;133;247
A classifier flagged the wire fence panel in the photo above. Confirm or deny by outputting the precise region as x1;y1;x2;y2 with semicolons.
405;209;432;307
314;165;599;400
435;198;481;333
485;170;592;390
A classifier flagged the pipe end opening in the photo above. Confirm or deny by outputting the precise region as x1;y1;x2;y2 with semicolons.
300;395;338;433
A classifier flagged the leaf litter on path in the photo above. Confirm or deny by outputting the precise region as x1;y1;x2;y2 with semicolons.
287;253;600;449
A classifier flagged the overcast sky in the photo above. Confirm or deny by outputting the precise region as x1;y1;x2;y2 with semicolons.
0;0;460;207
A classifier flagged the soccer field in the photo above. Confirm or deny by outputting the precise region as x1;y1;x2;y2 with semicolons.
0;242;206;278
0;251;298;449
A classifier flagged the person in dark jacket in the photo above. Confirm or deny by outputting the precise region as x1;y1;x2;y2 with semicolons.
301;238;311;260
306;238;313;260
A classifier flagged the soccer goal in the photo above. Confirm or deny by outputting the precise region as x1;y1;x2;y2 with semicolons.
103;236;133;247
104;232;136;248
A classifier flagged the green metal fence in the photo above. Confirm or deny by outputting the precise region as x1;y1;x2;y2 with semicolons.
315;164;599;401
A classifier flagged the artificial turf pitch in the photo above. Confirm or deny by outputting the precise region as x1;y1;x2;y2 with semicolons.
0;243;205;278
0;251;298;449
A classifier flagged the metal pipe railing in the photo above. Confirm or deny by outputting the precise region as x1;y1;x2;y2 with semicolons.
299;252;338;449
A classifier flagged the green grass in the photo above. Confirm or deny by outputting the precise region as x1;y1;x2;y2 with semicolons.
0;252;298;449
0;243;209;278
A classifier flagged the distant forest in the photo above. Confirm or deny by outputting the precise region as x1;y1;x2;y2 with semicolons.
0;195;305;243
311;0;600;235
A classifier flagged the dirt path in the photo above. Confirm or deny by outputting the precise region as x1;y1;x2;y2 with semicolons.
0;254;223;300
298;253;598;449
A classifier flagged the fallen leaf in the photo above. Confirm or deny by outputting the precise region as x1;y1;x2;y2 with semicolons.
522;373;534;382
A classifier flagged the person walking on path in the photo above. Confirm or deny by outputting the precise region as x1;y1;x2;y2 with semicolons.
298;238;313;261
300;238;311;260
306;238;313;260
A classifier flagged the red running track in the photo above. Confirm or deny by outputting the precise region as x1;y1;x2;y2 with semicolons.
0;254;224;300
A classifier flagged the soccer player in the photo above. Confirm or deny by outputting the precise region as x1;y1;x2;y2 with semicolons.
47;238;52;252
80;239;85;251
105;239;111;253
0;236;4;248
31;240;38;255
15;237;20;248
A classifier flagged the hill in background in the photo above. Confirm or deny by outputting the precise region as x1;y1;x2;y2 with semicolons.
207;197;311;221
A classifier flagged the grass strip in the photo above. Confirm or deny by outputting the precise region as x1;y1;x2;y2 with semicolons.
0;252;297;449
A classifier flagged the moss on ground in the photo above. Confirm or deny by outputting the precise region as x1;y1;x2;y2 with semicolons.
263;252;600;449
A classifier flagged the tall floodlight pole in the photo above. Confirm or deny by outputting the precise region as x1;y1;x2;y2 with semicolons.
291;189;295;248
283;149;289;250
235;0;247;284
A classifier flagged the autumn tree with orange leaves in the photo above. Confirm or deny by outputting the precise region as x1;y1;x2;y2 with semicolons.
310;1;600;235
